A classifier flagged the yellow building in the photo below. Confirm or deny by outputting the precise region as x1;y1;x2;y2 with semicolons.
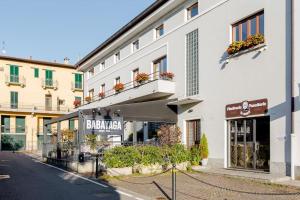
0;55;83;151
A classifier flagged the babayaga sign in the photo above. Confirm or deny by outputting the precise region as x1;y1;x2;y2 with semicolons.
226;98;268;118
84;116;124;135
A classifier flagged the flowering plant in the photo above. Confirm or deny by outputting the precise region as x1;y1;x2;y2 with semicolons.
160;72;174;80
73;100;81;107
98;92;105;98
85;96;92;102
227;34;265;55
114;83;124;92
135;73;149;83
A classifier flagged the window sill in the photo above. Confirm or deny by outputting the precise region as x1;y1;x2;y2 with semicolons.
226;43;267;61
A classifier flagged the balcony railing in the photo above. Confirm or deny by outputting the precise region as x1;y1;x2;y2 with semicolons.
71;81;83;91
41;78;58;90
0;103;72;113
81;71;174;106
5;74;26;87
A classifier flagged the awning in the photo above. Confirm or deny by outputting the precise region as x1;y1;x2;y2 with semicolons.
46;98;178;125
167;97;202;106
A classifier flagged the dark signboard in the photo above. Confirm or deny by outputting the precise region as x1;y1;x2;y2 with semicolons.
226;99;268;118
84;116;124;135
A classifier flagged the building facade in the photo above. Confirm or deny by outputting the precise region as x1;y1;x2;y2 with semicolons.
76;0;299;177
0;55;83;151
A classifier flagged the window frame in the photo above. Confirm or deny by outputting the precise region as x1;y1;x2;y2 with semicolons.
132;40;139;52
115;52;120;63
187;2;199;20
132;68;139;87
10;91;18;109
232;11;264;42
155;24;164;39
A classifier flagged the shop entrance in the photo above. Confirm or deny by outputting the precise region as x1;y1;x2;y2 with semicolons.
228;116;270;171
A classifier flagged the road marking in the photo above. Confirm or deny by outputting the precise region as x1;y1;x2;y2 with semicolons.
0;175;10;180
35;160;144;200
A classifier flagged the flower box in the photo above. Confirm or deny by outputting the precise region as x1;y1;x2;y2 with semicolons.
227;34;265;55
106;167;132;177
98;92;105;98
160;72;174;80
135;73;149;84
114;83;124;93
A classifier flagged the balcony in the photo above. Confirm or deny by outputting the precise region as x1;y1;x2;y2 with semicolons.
81;71;176;109
5;74;26;87
42;79;58;90
0;103;72;114
71;81;83;92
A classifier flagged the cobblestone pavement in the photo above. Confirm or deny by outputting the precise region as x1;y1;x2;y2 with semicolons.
105;170;300;200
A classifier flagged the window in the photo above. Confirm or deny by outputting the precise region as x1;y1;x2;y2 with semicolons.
88;67;94;78
115;52;120;63
115;77;120;84
45;70;53;86
186;29;199;96
1;116;10;133
153;56;167;79
155;24;164;39
187;2;198;20
45;94;52;111
88;89;94;99
74;73;82;89
100;62;105;71
101;84;105;93
132;68;139;87
43;117;52;133
132;40;139;52
10;65;19;83
186;120;201;148
232;11;264;41
16;116;25;133
34;68;39;78
10;91;18;109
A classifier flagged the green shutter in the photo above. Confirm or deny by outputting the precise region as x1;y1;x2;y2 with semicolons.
1;116;10;133
46;70;53;79
16;117;25;133
75;74;82;89
34;68;39;78
10;65;19;82
69;119;75;130
10;92;18;109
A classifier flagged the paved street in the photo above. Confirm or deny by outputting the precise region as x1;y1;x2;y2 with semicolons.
0;152;145;200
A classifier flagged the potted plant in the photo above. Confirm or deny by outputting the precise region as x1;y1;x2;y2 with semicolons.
98;92;105;98
73;99;81;108
114;83;124;93
200;134;209;166
160;72;174;80
135;73;149;84
227;34;265;55
85;96;92;103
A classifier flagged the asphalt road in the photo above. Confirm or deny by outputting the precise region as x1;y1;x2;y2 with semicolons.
0;151;144;200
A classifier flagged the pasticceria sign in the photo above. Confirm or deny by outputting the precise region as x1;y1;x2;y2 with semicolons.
226;98;268;118
84;116;123;135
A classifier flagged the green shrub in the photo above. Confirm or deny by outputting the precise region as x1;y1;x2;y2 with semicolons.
103;146;140;168
138;145;163;166
167;144;190;164
200;134;209;159
190;145;201;166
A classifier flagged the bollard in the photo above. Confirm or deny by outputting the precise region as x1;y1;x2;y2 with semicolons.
172;164;176;200
95;156;99;178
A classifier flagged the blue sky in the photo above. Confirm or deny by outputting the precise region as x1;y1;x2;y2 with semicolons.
0;0;154;64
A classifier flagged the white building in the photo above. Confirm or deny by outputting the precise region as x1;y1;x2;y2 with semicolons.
76;0;300;178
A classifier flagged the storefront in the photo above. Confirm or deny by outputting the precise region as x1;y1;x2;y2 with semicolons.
226;99;270;171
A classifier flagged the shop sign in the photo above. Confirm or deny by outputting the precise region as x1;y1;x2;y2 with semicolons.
84;116;123;135
226;99;268;118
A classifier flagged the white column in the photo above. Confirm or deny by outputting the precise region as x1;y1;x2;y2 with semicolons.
133;121;137;144
143;122;148;142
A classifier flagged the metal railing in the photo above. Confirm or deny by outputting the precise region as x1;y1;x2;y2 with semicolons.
82;71;173;105
71;81;83;91
0;102;72;113
5;74;26;86
41;78;58;89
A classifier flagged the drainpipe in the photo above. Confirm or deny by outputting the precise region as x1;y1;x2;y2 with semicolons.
291;0;295;180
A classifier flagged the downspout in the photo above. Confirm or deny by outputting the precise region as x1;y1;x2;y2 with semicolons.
291;0;295;180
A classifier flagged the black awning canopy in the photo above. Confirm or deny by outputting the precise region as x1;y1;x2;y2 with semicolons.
45;98;178;126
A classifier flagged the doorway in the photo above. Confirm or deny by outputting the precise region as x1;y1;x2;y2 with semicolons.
228;116;270;171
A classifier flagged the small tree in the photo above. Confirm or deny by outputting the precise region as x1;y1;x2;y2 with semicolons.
157;124;181;146
60;129;75;157
200;134;209;159
86;134;98;151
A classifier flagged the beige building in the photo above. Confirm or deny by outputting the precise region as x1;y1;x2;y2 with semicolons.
0;55;83;151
